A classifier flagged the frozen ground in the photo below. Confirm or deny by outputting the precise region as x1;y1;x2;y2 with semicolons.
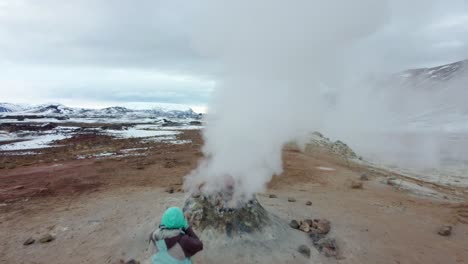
0;122;200;152
0;133;70;151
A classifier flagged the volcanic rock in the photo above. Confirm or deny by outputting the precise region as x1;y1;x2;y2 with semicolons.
438;225;452;236
183;193;270;236
288;197;296;202
305;201;312;206
350;181;363;189
297;245;311;258
23;237;35;246
299;221;311;233
183;192;312;263
315;237;338;258
360;174;369;181
303;219;314;227
312;219;331;235
165;186;174;194
38;234;55;243
289;220;300;229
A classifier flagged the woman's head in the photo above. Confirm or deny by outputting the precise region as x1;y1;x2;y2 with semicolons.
161;207;188;229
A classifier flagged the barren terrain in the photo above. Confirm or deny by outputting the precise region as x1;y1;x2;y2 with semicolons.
1;128;467;264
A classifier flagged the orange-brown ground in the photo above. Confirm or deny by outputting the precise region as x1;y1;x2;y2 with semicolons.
0;130;467;264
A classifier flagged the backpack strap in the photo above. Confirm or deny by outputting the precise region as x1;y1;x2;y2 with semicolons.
156;239;168;252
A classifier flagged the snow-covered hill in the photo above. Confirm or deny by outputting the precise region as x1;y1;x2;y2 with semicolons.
392;59;467;89
0;103;201;120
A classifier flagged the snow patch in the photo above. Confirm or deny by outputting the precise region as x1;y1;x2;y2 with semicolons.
105;128;180;139
316;166;336;171
0;134;70;151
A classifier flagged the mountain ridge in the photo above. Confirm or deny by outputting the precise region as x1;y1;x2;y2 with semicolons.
0;103;201;119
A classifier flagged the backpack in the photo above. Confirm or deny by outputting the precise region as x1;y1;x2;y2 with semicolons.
152;240;192;264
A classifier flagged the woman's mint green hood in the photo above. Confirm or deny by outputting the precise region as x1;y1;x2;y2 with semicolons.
161;207;188;229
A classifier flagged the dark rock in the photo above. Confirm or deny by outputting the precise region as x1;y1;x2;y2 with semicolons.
305;201;312;206
288;197;296;202
23;237;35;246
189;121;202;126
360;174;369;181
297;245;311;258
316;237;338;258
350;181;363;189
438;225;452;236
164;160;176;168
309;232;325;243
38;234;55;243
268;194;278;198
289;220;300;229
165;186;175;194
125;259;140;264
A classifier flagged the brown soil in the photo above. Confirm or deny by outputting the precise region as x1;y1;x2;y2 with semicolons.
0;129;467;264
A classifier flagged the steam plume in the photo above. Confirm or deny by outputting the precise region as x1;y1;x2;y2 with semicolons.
184;0;391;200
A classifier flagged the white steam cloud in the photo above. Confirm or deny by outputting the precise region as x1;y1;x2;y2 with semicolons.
184;0;392;199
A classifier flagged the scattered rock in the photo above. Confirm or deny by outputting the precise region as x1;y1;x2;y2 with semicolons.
165;186;175;194
164;160;176;168
309;232;324;243
297;245;311;258
38;234;55;243
38;188;49;194
23;237;35;246
315;219;331;234
305;201;312;206
288;197;296;202
189;121;202;126
176;187;183;193
117;259;140;264
350;181;363;189
303;219;314;227
268;194;278;198
438;225;452;236
315;237;338;258
289;220;300;229
299;221;311;233
387;177;398;186
360;174;369;181
331;140;357;159
310;219;331;235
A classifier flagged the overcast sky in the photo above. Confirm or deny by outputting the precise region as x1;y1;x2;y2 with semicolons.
0;0;467;111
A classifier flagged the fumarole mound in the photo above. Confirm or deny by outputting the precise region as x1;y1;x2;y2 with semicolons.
182;191;326;263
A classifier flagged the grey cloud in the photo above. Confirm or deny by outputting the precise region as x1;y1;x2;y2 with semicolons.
0;0;467;107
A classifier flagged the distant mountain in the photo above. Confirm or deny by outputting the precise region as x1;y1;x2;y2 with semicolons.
392;59;467;89
0;107;12;113
378;59;468;132
0;103;30;113
0;103;201;120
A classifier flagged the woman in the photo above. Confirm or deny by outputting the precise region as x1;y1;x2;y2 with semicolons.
150;207;203;264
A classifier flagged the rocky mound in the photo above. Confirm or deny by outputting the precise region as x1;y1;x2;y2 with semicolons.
304;132;358;159
182;192;320;263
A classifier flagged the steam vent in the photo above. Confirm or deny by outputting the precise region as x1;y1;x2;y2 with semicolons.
183;192;320;263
